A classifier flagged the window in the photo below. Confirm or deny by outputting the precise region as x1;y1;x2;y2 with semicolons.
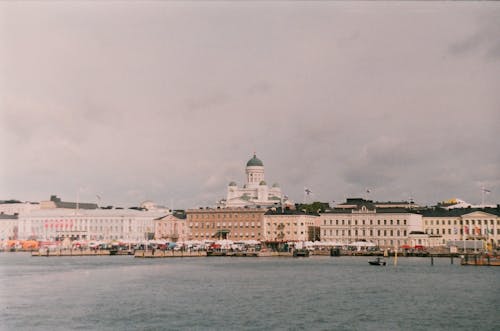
329;220;332;225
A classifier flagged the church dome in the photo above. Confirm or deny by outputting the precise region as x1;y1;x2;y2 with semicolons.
259;180;267;186
228;181;237;186
246;154;264;167
272;183;280;188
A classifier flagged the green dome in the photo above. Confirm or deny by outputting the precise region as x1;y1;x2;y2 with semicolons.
259;180;267;186
228;181;237;186
272;183;280;188
246;154;264;167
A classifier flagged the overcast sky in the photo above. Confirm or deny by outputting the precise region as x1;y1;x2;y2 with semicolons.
1;2;499;208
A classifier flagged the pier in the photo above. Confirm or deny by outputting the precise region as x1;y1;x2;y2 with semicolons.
31;249;114;257
134;250;207;258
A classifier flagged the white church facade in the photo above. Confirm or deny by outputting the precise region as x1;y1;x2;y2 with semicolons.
220;154;290;208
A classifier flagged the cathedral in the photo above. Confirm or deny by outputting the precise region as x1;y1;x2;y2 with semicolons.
220;154;290;208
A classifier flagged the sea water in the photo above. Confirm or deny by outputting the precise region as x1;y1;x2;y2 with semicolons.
0;253;498;331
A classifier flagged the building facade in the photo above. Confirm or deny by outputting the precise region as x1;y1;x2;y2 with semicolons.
421;208;500;248
17;208;168;242
0;213;18;240
0;200;41;215
263;210;320;242
154;212;188;242
186;207;267;241
320;199;422;248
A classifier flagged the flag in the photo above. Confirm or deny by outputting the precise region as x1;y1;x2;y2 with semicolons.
475;227;481;235
464;226;469;234
453;227;458;234
305;188;312;195
366;189;371;193
482;188;491;193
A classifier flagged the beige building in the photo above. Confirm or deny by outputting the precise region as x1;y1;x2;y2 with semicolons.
320;199;422;248
186;207;267;241
154;212;188;242
263;210;320;242
421;208;500;248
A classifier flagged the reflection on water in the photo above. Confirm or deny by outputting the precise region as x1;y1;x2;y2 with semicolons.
1;253;499;331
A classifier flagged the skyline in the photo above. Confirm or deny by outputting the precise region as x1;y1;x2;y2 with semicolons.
1;2;499;208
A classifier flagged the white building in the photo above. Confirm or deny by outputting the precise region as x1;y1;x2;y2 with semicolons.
0;200;41;215
320;199;422;249
17;208;169;242
222;154;291;208
421;207;500;248
0;213;18;240
438;198;496;210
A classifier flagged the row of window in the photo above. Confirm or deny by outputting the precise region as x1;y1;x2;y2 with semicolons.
323;229;407;237
427;228;500;235
189;222;259;228
190;213;260;219
323;219;407;226
193;233;259;238
33;219;134;224
425;219;498;226
267;222;305;227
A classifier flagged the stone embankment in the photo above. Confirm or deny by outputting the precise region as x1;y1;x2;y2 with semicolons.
134;250;207;258
32;249;113;257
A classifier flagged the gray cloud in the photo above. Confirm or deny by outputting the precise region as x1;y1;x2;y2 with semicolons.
1;2;499;208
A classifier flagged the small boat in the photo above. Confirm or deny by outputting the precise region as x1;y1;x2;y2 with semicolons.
293;249;310;257
368;257;386;266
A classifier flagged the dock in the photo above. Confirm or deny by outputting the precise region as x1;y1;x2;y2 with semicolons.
32;249;114;257
461;255;500;266
134;250;207;258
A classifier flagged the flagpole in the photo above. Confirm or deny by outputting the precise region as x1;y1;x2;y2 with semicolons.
463;221;466;254
481;185;485;206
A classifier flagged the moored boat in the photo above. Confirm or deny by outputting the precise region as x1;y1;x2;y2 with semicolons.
368;257;386;266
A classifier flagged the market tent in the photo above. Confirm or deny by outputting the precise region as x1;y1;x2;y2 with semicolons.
348;241;376;251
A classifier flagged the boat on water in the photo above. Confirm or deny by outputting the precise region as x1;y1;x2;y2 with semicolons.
293;249;310;257
368;257;386;266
